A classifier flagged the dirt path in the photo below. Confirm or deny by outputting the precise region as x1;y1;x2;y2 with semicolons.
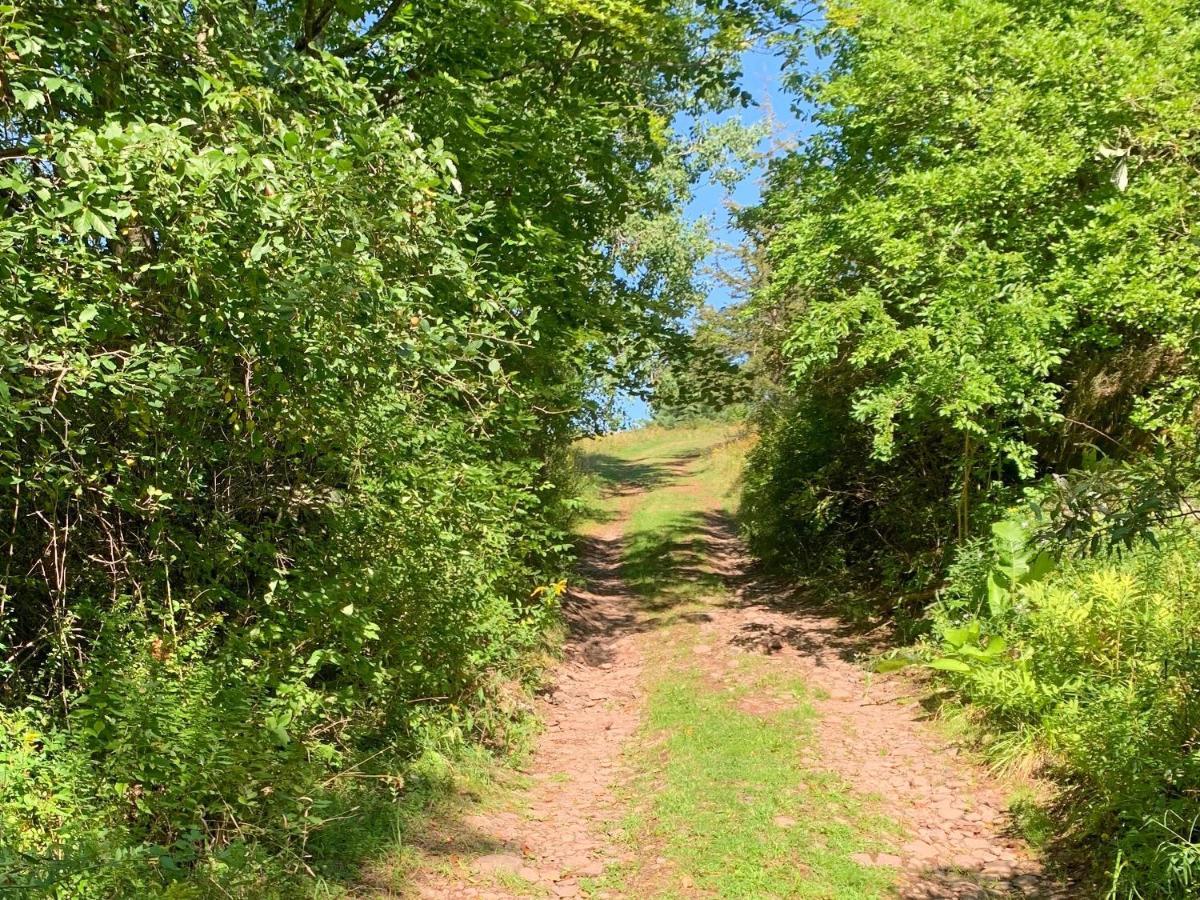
695;548;1070;898
408;432;1071;899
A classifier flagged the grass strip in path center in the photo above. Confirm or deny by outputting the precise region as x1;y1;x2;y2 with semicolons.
618;650;897;899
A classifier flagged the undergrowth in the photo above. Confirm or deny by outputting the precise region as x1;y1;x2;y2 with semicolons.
921;522;1200;898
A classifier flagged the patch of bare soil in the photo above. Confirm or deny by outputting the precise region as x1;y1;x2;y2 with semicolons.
407;493;648;899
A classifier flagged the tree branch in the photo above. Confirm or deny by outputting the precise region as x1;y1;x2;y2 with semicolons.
335;0;408;57
294;0;336;53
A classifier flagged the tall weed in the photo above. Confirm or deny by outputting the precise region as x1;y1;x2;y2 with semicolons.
930;524;1200;897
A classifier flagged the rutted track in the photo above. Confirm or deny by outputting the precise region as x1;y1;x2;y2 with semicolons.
406;428;1069;899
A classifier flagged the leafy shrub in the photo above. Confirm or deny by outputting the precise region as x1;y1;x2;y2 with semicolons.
929;521;1200;897
740;391;960;588
0;0;771;893
740;0;1200;582
650;307;755;425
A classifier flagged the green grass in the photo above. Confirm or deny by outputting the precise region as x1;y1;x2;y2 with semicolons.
616;660;897;899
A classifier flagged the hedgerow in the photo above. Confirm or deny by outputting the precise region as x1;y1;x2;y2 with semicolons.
742;0;1200;579
0;0;779;892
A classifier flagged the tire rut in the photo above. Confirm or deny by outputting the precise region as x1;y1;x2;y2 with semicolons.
408;489;649;899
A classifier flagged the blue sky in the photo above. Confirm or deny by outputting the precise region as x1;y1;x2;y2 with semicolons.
619;33;819;425
683;43;806;311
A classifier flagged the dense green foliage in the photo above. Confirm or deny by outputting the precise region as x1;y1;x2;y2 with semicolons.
736;1;1200;894
648;306;753;424
743;0;1200;578
0;0;776;893
926;518;1200;896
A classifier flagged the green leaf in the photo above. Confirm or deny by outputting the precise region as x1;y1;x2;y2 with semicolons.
928;658;971;673
986;571;1011;618
981;635;1007;657
12;86;42;109
942;622;979;649
249;233;270;262
1025;550;1055;585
